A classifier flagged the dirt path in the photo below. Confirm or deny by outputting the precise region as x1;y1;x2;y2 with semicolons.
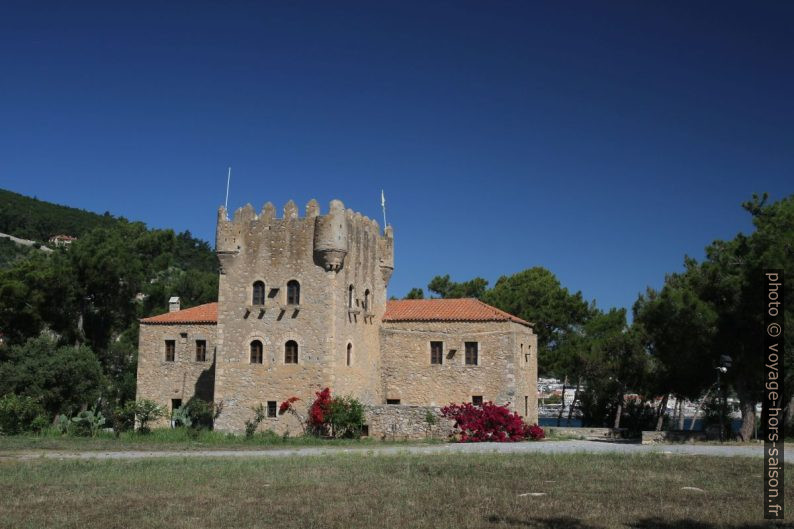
1;440;779;462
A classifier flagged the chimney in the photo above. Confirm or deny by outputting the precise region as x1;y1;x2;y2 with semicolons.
169;296;181;313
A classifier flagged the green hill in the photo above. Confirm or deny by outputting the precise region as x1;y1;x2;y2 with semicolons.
0;188;120;242
0;188;219;403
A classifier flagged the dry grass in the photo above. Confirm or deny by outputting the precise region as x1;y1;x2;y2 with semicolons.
1;452;791;529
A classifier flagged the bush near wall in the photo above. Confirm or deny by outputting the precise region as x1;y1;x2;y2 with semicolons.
441;401;544;442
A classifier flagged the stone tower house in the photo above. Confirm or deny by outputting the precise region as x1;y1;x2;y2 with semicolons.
137;199;538;435
212;199;393;431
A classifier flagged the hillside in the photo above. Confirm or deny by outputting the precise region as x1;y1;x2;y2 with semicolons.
0;189;219;402
0;188;121;242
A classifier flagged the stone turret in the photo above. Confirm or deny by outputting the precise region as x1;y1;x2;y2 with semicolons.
313;199;349;271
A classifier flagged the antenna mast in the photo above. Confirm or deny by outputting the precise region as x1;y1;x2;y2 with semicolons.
225;167;231;212
381;189;387;229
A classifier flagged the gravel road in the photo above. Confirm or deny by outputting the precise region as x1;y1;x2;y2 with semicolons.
2;440;782;462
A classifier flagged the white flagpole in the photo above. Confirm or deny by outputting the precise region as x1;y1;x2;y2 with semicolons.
225;167;231;212
381;189;387;228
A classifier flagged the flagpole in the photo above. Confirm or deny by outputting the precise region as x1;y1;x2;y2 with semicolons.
225;167;231;212
381;190;387;228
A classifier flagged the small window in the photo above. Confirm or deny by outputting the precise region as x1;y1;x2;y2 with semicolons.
430;341;443;365
348;285;355;308
472;396;483;406
252;281;265;305
195;340;207;362
250;340;263;364
287;280;300;305
165;340;176;362
285;340;298;364
267;401;277;418
386;399;401;405
524;344;531;364
363;289;370;311
465;342;478;366
524;396;529;417
171;399;182;411
346;343;352;366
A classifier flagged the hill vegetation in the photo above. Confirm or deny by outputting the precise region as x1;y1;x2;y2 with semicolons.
0;188;218;408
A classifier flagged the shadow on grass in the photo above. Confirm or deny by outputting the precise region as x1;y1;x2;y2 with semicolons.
486;515;794;529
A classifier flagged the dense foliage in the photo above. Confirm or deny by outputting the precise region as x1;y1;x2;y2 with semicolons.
0;189;218;420
0;393;48;434
441;401;544;442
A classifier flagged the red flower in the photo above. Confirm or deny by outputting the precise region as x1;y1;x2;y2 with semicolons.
279;396;300;415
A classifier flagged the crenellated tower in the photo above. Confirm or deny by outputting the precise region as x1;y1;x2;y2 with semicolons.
213;198;394;432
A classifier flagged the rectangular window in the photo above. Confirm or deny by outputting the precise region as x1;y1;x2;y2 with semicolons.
171;398;182;411
472;396;483;406
267;401;277;418
195;340;207;362
165;340;176;362
524;396;529;417
386;399;401;405
465;342;478;365
430;341;443;365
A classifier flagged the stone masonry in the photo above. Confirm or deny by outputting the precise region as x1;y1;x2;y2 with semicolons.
136;199;538;435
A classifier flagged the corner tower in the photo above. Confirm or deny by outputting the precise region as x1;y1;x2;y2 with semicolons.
213;199;394;433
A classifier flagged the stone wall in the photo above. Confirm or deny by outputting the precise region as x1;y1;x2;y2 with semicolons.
135;322;217;428
380;320;538;423
364;405;455;440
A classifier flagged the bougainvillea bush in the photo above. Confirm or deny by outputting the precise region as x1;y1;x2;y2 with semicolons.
440;401;544;442
301;387;365;439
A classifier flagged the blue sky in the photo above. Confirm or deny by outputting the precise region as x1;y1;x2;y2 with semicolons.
1;1;792;313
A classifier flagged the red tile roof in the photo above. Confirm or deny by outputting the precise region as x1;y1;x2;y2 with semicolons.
383;298;531;327
139;299;531;327
140;302;218;325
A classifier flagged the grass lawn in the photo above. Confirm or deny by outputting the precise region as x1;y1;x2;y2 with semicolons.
0;428;442;452
1;452;791;529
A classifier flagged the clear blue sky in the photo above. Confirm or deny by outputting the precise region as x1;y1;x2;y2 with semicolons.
1;1;792;313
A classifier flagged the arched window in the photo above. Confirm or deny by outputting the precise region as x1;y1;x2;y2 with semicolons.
363;289;370;311
287;280;300;305
250;340;263;364
252;281;265;305
348;285;354;308
346;343;352;366
285;340;298;364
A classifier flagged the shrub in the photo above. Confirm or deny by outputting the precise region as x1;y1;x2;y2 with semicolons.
527;423;545;440
440;401;543;442
183;398;216;430
307;388;365;438
110;403;136;436
134;399;165;433
70;408;105;437
244;404;266;438
0;394;48;434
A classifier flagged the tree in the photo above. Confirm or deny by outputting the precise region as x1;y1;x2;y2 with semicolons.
635;193;793;440
427;275;489;299
0;336;104;418
404;287;425;299
633;264;718;429
698;194;793;440
484;267;592;375
572;308;648;428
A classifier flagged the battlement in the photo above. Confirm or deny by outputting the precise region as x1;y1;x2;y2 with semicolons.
216;199;393;275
